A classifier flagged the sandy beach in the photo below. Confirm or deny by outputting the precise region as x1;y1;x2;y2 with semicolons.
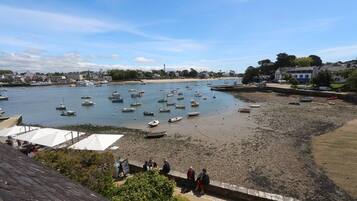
62;91;357;200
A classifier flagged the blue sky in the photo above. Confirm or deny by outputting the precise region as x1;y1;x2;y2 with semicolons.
0;0;357;73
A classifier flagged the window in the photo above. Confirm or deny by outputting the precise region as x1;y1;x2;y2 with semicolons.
299;74;303;78
305;74;309;78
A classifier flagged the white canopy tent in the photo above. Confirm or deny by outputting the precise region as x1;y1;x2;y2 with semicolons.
69;134;123;151
0;126;40;137
14;128;85;147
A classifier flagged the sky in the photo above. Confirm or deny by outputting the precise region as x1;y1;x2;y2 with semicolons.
0;0;357;73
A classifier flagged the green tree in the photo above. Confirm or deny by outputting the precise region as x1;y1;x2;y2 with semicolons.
189;68;198;77
275;53;296;67
312;70;332;87
0;70;13;75
242;66;259;84
347;69;357;92
294;57;314;67
113;171;175;201
309;55;323;66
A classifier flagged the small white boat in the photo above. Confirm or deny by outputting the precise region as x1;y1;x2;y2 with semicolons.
328;102;336;105
128;89;137;92
0;96;8;101
194;93;202;97
82;100;95;106
167;93;174;97
159;108;171;113
188;112;200;117
175;105;186;109
191;101;199;107
148;120;160;127
168;116;183;123
56;103;66;110
109;91;120;99
249;104;261;108
61;110;76;116
122;107;136;112
130;102;142;107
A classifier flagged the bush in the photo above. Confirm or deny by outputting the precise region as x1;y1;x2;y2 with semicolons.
34;149;116;198
113;171;175;201
312;70;332;87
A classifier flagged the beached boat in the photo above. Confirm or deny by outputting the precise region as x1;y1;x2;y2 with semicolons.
175;104;186;109
328;102;336;105
238;108;251;113
56;103;66;110
299;97;313;102
122;107;136;112
168;116;183;123
177;96;184;100
187;112;200;117
159;108;171;113
191;101;199;107
112;98;124;103
148;120;160;127
249;104;261;108
0;95;8;101
81;96;92;99
144;131;167;139
61;110;76;116
166;102;176;106
327;96;338;100
158;98;168;103
82;100;95;106
143;111;154;116
130;102;142;107
289;102;300;105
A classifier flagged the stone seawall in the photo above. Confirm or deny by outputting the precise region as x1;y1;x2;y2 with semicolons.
128;160;298;201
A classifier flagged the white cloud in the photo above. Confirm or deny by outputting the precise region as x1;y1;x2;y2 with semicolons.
134;57;155;64
316;44;357;61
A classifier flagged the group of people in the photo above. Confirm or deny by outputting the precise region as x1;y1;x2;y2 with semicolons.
143;158;171;174
185;167;210;195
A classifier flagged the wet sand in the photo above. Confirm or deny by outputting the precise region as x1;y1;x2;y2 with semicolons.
82;91;357;200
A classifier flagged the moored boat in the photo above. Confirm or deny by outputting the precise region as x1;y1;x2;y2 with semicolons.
187;112;200;117
0;95;8;101
148;120;160;127
112;98;124;103
122;107;136;112
175;104;186;109
159;108;170;113
130;102;142;107
191;101;199;107
158;98;168;103
167;93;174;97
61;110;76;116
143;111;154;116
166;102;176;106
82;100;95;106
81;96;92;99
56;103;66;110
177;96;184;100
168;116;183;123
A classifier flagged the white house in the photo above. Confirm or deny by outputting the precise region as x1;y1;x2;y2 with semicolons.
275;66;318;83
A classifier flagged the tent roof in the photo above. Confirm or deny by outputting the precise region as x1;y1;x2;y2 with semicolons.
0;126;40;137
15;128;85;147
69;134;123;151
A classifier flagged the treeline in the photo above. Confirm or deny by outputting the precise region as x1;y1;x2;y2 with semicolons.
108;68;226;81
242;53;322;84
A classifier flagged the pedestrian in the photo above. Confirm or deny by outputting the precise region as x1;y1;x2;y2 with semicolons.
148;158;153;170
143;161;148;171
195;168;210;195
186;166;195;192
162;159;170;174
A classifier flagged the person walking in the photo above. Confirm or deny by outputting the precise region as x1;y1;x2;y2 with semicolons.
162;159;171;174
195;168;210;195
186;166;195;192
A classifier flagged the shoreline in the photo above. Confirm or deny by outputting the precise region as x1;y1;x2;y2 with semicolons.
110;77;240;84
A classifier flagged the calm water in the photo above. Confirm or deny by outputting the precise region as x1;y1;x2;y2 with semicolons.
0;79;243;127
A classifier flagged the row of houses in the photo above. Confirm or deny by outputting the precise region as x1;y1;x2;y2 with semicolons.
274;60;357;83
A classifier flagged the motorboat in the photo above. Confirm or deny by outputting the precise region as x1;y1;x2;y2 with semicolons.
249;104;261;108
130;102;142;107
122;107;136;112
168;116;183;123
238;108;251;113
188;112;200;117
144;131;167;139
159;108;171;113
56;103;66;110
112;98;124;103
158;98;168;103
108;91;120;100
82;100;95;106
128;89;137;92
166;102;176;106
131;93;141;98
177;96;184;100
167;93;174;97
148;120;160;127
175;105;186;109
61;110;76;116
0;95;8;101
81;96;92;99
194;93;202;97
191;101;199;107
143;111;154;116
